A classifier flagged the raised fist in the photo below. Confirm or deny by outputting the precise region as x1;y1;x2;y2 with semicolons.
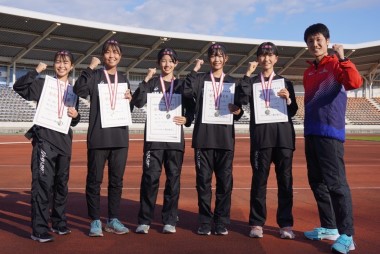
246;61;258;76
36;62;47;73
193;59;204;72
89;57;101;69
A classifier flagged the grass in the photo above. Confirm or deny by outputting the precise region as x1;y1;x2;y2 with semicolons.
346;135;380;142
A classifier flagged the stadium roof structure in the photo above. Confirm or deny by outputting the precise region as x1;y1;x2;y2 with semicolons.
1;6;380;84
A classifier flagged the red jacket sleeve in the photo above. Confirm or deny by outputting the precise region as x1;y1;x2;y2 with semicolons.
336;59;363;91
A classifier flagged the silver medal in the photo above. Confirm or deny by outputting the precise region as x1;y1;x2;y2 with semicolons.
214;110;220;117
166;113;171;119
265;109;270;115
57;120;63;126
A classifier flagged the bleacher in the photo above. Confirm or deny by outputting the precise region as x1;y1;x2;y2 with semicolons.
2;86;380;126
131;107;147;124
293;96;305;125
0;86;36;122
373;97;380;105
292;96;380;125
346;97;380;125
240;105;250;124
78;98;90;123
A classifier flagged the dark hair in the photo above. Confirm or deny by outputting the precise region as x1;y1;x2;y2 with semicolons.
304;23;330;42
256;42;278;57
207;43;227;58
102;39;122;55
157;48;178;64
54;50;74;63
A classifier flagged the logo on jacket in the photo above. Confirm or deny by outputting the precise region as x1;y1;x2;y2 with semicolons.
39;149;47;175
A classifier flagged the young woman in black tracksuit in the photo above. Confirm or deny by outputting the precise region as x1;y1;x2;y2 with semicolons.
74;40;132;237
13;50;80;242
183;43;243;236
239;42;298;239
131;48;195;234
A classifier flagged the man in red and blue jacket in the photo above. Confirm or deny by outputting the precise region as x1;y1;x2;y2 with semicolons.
302;23;362;254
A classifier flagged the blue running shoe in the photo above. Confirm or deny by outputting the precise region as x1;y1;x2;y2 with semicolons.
331;234;355;254
304;227;339;240
89;219;103;237
105;218;129;234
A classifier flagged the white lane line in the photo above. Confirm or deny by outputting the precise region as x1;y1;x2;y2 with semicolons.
1;164;379;168
0;136;303;145
1;187;380;191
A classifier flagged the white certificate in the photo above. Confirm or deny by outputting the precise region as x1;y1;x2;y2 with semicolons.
253;78;288;124
33;75;77;134
146;93;181;143
98;82;132;128
201;81;235;125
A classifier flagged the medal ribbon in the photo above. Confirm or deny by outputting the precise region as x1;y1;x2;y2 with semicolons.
57;78;68;120
210;71;225;110
260;72;275;109
159;75;174;112
103;69;118;110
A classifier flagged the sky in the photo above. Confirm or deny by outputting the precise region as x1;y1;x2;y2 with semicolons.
0;0;379;44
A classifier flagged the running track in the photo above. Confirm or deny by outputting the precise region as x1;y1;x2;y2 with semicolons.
0;134;379;254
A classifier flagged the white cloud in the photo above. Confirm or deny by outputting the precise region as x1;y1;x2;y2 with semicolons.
0;0;379;37
0;0;258;35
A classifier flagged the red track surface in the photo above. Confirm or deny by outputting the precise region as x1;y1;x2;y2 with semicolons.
0;134;379;254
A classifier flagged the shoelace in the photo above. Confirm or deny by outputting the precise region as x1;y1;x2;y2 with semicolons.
112;219;124;229
314;227;326;233
336;237;353;250
92;220;101;228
